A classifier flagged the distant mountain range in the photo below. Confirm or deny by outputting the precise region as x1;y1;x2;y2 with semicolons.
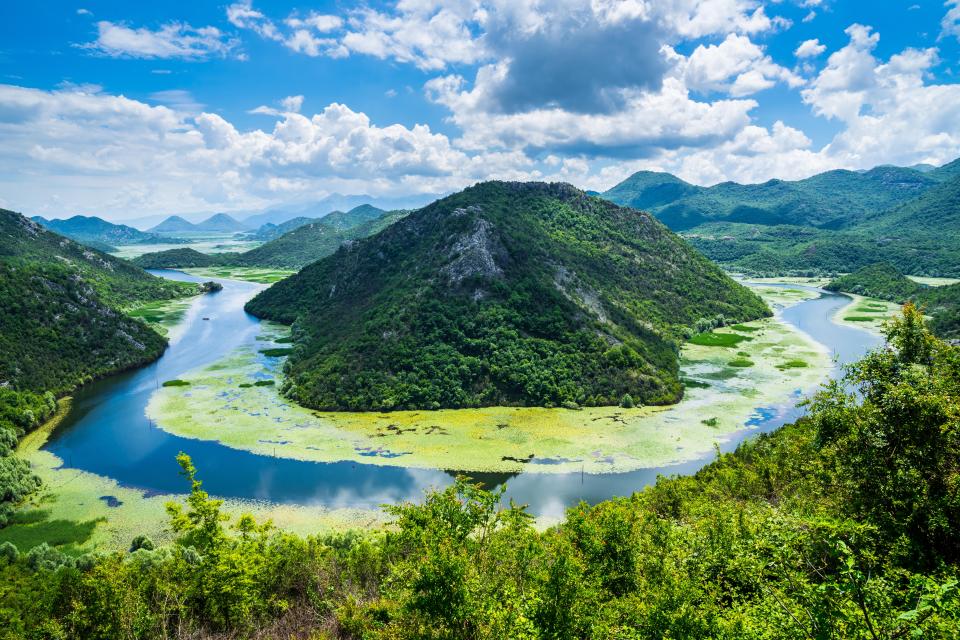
31;215;188;250
241;193;436;229
133;205;405;270
602;158;960;276
149;213;250;234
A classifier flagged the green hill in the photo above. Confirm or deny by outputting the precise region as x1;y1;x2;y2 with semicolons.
246;181;769;411
194;213;249;232
602;160;960;276
605;166;938;232
133;206;405;270
31;215;186;247
0;209;197;394
245;216;319;241
825;263;960;339
824;263;924;301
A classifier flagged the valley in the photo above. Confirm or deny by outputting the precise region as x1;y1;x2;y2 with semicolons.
11;268;878;553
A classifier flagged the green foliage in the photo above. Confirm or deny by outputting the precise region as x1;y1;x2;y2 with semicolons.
825;264;960;339
688;331;750;347
826;263;924;301
161;380;190;387
246;181;769;410
602;163;960;277
620;393;635;408
1;315;960;637
259;348;293;357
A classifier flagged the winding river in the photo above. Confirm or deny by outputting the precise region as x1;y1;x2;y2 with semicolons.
43;272;880;518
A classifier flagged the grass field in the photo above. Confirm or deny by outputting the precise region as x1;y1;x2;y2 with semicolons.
182;267;296;284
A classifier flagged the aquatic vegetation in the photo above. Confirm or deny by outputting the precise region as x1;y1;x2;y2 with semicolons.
148;285;829;475
688;332;750;347
259;348;293;357
161;379;190;387
727;358;754;367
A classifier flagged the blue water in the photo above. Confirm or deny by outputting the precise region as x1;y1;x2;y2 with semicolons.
44;275;880;518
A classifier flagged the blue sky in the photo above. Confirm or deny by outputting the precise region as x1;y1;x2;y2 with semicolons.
1;1;959;221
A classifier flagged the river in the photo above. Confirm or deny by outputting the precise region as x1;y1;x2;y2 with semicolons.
43;272;880;518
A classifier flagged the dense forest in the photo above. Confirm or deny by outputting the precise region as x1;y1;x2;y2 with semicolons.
246;181;769;411
603;159;960;276
0;209;198;539
0;307;957;638
133;206;406;270
826;264;960;339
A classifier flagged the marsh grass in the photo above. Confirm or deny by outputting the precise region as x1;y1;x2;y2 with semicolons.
688;332;751;348
162;379;190;387
0;509;103;552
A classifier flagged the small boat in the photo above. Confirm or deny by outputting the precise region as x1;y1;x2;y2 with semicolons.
202;317;210;321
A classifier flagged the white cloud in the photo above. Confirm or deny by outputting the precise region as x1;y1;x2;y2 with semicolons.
942;0;960;41
149;89;204;113
0;84;533;219
76;8;92;16
83;21;239;59
795;38;827;58
681;34;803;97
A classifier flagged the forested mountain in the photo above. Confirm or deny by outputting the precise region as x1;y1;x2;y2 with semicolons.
601;158;960;276
0;209;197;525
246;181;769;411
31;215;187;247
604;165;939;231
244;215;319;241
133;206;405;270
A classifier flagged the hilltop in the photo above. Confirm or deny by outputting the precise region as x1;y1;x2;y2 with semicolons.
246;181;769;411
149;213;249;234
32;215;187;248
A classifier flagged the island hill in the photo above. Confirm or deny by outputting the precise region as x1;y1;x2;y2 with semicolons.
245;181;770;411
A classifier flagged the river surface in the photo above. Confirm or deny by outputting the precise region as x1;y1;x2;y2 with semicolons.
43;272;880;518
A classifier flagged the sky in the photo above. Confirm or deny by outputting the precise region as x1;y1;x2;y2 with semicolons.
1;1;959;222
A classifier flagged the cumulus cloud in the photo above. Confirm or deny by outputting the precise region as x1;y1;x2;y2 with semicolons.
795;38;827;58
82;21;239;59
680;34;803;97
0;84;534;219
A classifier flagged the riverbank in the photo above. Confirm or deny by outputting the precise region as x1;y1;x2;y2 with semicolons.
13;397;390;553
146;284;829;475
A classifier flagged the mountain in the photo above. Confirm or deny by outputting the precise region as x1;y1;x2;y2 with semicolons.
227;208;404;269
602;158;960;277
31;215;186;247
0;209;196;394
242;193;436;228
194;213;249;232
149;215;198;233
133;206;404;270
245;216;319;242
605;165;938;231
245;181;769;411
130;247;235;269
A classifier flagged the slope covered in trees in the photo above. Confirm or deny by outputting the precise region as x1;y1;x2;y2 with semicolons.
602;159;960;276
246;181;769;411
0;209;198;528
2;308;959;639
32;215;187;248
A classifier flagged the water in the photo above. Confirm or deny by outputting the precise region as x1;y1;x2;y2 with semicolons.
44;275;880;517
